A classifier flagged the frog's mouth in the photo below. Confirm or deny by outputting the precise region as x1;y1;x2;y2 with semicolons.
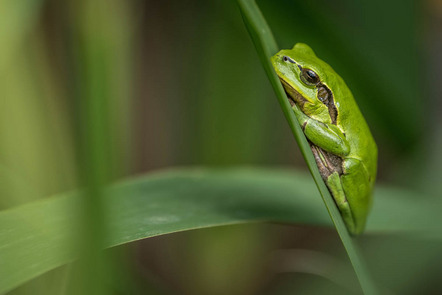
285;90;296;107
279;78;307;107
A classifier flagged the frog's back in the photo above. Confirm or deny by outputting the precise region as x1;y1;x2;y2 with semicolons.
333;79;377;188
332;78;377;233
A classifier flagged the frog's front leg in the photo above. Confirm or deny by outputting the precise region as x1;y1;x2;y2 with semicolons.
292;105;350;156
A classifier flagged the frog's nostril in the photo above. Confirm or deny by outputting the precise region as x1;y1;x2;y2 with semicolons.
282;56;296;64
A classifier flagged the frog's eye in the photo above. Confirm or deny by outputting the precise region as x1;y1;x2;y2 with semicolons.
282;56;296;64
301;68;320;85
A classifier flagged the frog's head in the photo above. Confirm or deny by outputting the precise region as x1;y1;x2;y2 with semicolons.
271;43;338;124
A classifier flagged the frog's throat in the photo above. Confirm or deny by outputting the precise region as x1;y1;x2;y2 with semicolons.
279;78;307;107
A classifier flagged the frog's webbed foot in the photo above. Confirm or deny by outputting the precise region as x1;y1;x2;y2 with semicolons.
327;171;356;234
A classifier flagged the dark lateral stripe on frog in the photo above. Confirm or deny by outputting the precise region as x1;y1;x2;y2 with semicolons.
317;84;338;125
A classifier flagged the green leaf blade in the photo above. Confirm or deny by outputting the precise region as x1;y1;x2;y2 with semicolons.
0;168;438;294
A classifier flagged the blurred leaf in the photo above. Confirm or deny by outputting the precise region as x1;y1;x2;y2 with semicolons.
67;0;136;294
0;16;76;211
0;167;439;294
0;0;43;70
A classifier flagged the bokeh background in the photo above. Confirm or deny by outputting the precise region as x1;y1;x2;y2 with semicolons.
1;0;442;294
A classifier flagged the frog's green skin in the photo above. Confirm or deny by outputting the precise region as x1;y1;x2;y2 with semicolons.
271;43;377;235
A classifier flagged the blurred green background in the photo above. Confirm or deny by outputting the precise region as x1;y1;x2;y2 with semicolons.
1;0;441;294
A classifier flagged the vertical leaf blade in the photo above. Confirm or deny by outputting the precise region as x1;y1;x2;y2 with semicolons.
236;0;379;294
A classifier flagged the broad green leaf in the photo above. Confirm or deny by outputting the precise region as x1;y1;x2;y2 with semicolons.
0;168;438;294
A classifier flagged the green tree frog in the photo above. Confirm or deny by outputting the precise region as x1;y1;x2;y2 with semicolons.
271;43;377;235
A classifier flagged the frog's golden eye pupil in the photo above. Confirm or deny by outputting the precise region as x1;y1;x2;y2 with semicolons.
301;68;320;85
